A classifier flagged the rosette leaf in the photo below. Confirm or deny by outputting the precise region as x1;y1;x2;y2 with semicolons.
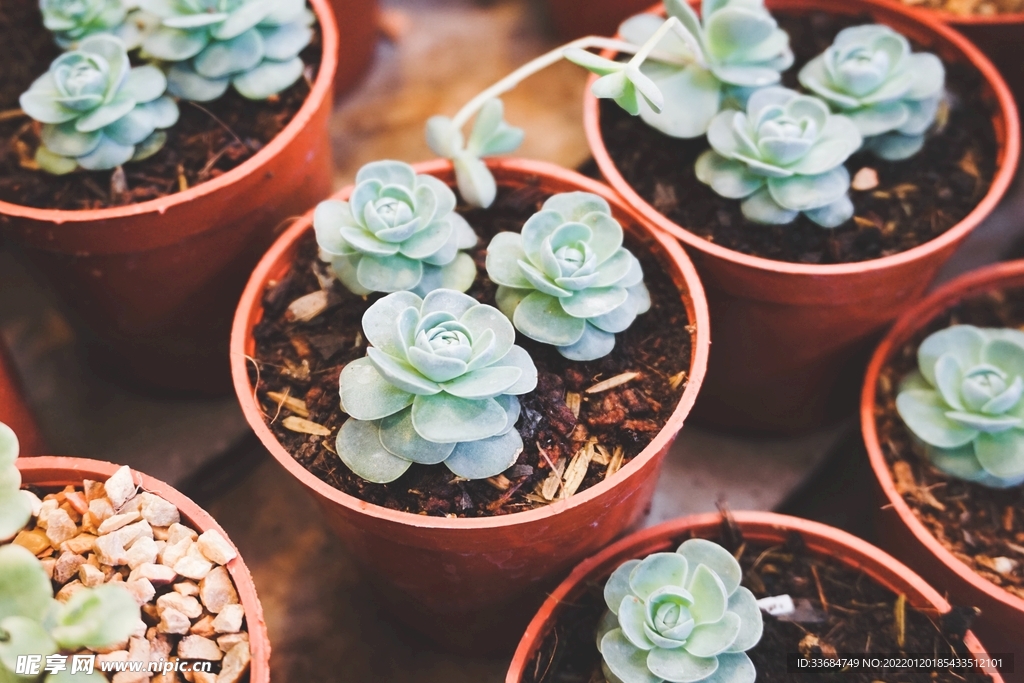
315;160;480;296
0;423;33;542
799;24;945;161
140;0;313;101
335;289;538;483
19;34;178;174
486;192;650;361
41;0;151;49
597;539;763;683
695;86;862;228
896;325;1024;488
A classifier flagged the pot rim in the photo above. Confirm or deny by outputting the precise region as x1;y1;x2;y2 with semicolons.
0;0;339;225
583;0;1021;279
230;156;711;531
506;510;1003;683
14;455;271;683
860;260;1024;616
910;5;1024;25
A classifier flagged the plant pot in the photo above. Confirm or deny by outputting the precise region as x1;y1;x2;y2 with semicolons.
15;455;270;682
0;338;44;457
0;0;339;396
230;157;711;654
329;0;379;97
545;0;656;40
507;511;1005;683
583;0;1021;434
862;260;1024;672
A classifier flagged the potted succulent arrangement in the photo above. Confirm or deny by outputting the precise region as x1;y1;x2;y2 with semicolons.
568;0;1021;432
507;511;1005;683
862;260;1024;663
231;153;710;652
1;420;270;682
0;0;339;394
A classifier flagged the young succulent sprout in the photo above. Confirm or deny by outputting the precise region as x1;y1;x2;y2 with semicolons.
486;192;650;361
896;325;1024;489
0;544;141;680
598;539;763;683
695;86;862;228
40;0;151;49
336;289;538;483
138;0;314;101
426;98;525;209
315;161;479;296
799;24;946;161
0;423;33;542
572;0;794;139
19;34;179;174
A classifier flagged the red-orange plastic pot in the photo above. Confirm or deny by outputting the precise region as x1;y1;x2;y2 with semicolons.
862;261;1024;669
0;0;338;396
545;0;656;40
328;0;379;97
584;0;1020;434
507;511;1005;683
15;456;270;683
0;338;44;457
231;158;710;654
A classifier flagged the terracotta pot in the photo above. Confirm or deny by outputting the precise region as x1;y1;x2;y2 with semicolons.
230;158;711;654
0;338;44;457
507;511;1006;683
584;0;1021;434
545;0;656;40
15;456;270;682
862;260;1024;672
0;0;339;396
328;0;379;97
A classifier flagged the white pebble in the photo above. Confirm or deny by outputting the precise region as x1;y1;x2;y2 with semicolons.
140;493;180;527
197;530;237;565
175;546;214;581
45;508;77;546
105;466;137;510
212;604;244;634
177;635;224;661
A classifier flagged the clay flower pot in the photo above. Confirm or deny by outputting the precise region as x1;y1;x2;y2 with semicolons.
507;511;1005;683
328;0;379;97
0;338;44;457
231;158;710;653
15;455;270;682
862;260;1024;664
0;0;339;396
584;0;1021;434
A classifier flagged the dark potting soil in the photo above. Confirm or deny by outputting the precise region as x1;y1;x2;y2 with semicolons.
875;287;1024;601
599;11;998;265
523;517;992;683
0;0;321;210
248;183;693;518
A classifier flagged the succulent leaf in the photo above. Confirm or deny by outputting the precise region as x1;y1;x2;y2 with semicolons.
40;0;148;49
0;424;32;543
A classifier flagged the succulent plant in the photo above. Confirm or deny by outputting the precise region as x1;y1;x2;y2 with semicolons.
138;0;313;101
0;544;140;681
486;192;649;361
315;161;479;297
565;48;667;120
0;424;33;543
799;24;945;161
695;86;862;228
19;34;179;174
336;289;538;483
41;0;150;49
597;538;763;683
896;325;1024;489
426;98;524;209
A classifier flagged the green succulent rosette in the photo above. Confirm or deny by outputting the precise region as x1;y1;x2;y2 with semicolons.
41;0;151;49
139;0;313;101
799;24;945;161
695;86;862;228
0;423;32;543
896;325;1024;489
315;161;479;297
597;539;763;683
336;289;538;483
486;192;650;362
19;34;179;174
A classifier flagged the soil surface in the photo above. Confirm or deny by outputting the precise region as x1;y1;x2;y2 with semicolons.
523;517;993;683
249;182;693;518
875;287;1024;601
0;1;321;210
600;11;998;265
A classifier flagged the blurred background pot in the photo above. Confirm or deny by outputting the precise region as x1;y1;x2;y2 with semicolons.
329;0;380;97
0;337;44;457
584;0;1020;434
545;0;654;40
231;158;710;654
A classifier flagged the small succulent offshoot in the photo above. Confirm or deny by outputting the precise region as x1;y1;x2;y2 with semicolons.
598;539;763;683
40;0;150;49
0;423;33;543
315;161;479;296
896;325;1024;489
799;24;946;161
336;289;538;483
487;192;650;361
19;34;179;174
